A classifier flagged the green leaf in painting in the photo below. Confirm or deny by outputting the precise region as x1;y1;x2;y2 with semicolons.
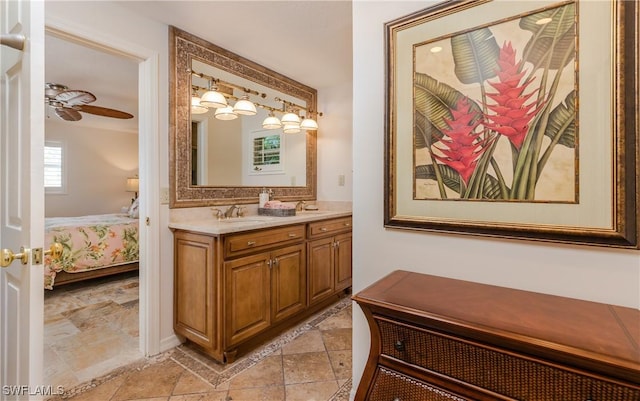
416;164;503;199
451;28;501;85
519;3;575;71
543;90;576;148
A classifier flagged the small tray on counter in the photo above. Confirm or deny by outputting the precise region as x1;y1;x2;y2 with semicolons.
258;208;296;217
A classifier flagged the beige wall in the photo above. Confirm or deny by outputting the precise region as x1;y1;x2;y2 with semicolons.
351;0;640;393
45;121;138;217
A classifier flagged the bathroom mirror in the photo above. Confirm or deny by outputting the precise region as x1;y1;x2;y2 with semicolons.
170;26;317;207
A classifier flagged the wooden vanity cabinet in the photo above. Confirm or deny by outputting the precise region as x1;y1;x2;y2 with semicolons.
354;270;640;401
307;217;353;306
173;215;352;363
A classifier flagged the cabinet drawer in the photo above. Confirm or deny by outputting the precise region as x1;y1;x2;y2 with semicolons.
224;224;305;258
376;317;640;401
308;217;352;238
368;366;471;401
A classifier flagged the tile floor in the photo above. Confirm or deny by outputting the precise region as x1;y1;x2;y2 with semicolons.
44;273;352;401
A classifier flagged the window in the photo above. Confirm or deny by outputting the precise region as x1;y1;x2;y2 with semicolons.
250;131;284;174
44;141;65;193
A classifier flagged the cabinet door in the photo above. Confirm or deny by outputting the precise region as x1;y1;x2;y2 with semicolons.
271;244;307;322
334;232;352;291
225;253;271;346
307;237;335;305
174;232;216;352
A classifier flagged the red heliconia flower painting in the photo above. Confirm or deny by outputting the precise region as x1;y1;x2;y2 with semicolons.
413;1;577;201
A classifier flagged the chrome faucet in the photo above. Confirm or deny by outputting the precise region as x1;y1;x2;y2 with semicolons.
211;208;223;220
224;205;240;218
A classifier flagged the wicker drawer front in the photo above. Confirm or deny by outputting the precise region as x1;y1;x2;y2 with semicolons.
376;317;640;401
368;366;471;401
308;217;352;238
224;225;305;258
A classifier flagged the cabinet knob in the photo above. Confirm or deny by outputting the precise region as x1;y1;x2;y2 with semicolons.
394;340;405;352
247;241;257;246
344;223;351;227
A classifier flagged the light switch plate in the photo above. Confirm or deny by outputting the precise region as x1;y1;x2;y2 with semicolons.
160;187;169;204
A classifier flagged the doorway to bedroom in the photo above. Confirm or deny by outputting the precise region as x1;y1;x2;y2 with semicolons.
42;31;143;390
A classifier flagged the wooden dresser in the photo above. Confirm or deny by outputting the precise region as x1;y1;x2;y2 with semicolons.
353;270;640;401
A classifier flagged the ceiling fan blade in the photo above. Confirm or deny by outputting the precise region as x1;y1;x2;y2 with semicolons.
55;107;82;121
78;104;134;119
55;90;96;106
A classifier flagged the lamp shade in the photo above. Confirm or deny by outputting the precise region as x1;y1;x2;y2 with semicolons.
214;106;238;120
262;114;282;129
191;95;208;114
300;117;318;130
200;90;227;108
283;124;301;134
126;177;139;192
233;96;257;116
281;112;301;125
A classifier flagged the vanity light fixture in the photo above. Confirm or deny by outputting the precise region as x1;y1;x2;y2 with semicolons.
283;124;301;134
200;81;228;108
262;111;282;129
300;116;319;131
233;94;257;116
281;111;301;125
191;88;209;115
214;105;238;120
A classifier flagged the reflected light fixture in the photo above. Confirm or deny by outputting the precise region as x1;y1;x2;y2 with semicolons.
283;124;301;134
214;105;238;120
191;89;208;115
200;81;227;108
281;111;301;126
262;111;282;129
233;94;257;116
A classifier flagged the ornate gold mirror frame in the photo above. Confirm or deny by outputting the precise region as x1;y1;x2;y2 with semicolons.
170;26;317;208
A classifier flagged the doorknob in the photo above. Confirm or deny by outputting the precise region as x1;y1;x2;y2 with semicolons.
0;34;26;51
1;247;29;268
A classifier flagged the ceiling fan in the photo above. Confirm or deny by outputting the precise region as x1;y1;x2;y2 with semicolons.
45;83;134;121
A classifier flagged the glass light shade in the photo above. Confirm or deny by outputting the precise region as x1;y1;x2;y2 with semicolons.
281;112;301;125
262;115;282;129
214;106;238;120
233;97;257;116
200;90;227;108
300;118;318;130
191;96;209;114
283;124;301;134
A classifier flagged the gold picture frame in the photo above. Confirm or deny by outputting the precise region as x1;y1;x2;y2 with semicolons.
384;0;638;248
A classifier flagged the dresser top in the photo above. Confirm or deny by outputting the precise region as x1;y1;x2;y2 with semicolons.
353;270;640;384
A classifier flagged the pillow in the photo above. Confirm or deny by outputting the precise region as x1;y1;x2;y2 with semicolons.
128;197;140;218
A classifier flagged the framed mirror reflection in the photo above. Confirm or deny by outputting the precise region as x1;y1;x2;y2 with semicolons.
170;26;318;208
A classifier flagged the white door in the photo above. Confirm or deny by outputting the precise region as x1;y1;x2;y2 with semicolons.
1;0;46;399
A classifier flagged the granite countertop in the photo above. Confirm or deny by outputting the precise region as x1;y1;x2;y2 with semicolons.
168;210;352;235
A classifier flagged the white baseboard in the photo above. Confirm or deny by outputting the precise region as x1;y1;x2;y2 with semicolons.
159;334;183;353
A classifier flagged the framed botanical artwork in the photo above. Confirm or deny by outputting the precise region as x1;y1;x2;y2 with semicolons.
384;0;638;248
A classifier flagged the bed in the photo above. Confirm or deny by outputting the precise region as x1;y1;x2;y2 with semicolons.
44;213;139;289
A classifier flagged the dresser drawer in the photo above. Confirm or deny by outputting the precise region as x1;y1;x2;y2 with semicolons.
376;317;640;401
368;366;471;401
308;217;352;238
224;224;305;258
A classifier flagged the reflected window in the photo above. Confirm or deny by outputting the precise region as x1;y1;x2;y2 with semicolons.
251;131;284;174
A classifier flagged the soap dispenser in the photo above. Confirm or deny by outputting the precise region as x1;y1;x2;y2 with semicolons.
259;188;269;208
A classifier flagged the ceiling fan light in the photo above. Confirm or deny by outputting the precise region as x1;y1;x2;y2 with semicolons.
191;95;209;114
262;115;282;129
300;118;318;130
214;106;238;120
200;90;227;108
281;112;301;125
233;96;257;116
283;124;301;134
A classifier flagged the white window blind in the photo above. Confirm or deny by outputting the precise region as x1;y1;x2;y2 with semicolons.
44;141;65;192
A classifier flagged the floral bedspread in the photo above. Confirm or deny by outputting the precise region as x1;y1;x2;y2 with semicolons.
44;213;139;289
